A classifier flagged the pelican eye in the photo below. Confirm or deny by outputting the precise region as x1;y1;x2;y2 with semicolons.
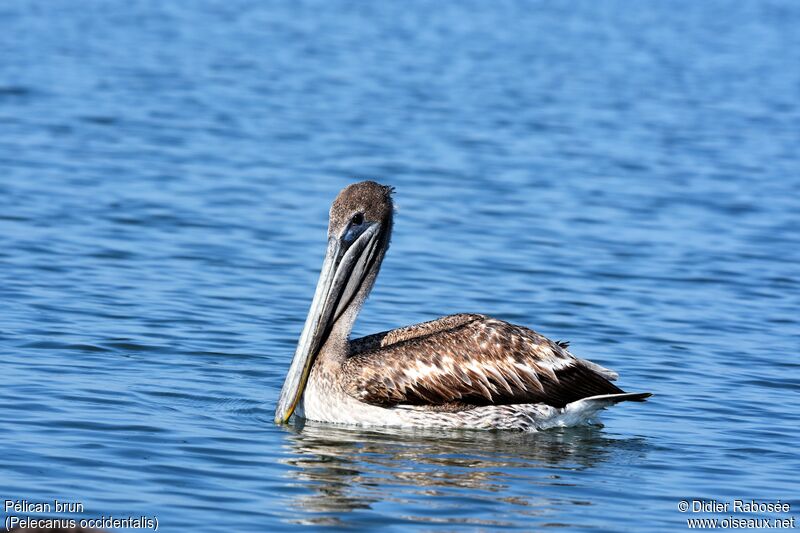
342;212;367;243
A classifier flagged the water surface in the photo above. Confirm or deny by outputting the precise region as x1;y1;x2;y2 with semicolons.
1;1;799;531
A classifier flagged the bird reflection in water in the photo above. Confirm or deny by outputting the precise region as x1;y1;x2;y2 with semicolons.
278;421;648;527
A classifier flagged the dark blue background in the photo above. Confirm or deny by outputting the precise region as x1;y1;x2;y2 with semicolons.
1;1;798;531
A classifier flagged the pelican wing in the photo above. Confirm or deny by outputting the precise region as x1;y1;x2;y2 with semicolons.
343;314;624;408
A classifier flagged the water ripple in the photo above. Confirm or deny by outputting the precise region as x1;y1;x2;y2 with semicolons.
1;0;799;531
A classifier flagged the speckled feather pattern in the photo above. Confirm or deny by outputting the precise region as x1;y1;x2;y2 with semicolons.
343;314;624;409
297;314;644;431
298;359;636;431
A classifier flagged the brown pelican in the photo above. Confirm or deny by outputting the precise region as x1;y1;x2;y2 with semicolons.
275;181;650;431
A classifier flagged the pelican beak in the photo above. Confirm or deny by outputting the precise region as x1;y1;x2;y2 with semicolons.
274;222;382;424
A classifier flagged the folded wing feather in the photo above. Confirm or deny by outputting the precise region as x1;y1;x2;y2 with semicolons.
343;314;625;409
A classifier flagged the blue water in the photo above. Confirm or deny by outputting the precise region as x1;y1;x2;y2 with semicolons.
1;1;799;531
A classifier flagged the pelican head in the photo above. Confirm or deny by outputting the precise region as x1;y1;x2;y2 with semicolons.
274;181;394;423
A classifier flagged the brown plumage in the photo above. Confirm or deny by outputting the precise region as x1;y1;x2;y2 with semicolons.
344;314;626;409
